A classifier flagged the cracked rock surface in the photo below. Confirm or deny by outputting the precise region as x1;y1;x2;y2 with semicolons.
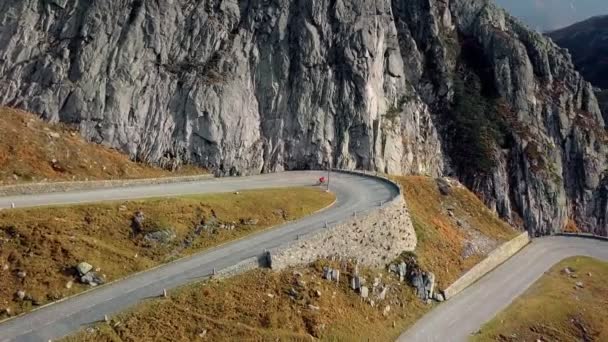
0;0;607;236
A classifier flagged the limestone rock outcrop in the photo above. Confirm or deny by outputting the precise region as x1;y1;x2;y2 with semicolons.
0;0;606;236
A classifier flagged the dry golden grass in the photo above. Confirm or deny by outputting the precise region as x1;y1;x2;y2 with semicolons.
65;260;429;342
473;256;608;342
0;107;205;185
0;187;335;318
396;176;518;289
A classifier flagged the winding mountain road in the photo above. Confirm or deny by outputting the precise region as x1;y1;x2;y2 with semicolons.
398;236;608;342
1;171;606;342
0;171;399;342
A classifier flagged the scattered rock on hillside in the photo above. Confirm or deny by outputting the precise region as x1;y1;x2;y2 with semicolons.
360;286;369;299
144;229;177;245
563;267;574;275
241;218;259;226
424;272;436;301
16;270;26;279
436;178;452;196
80;272;104;286
131;211;145;234
398;262;407;282
50;159;66;172
47;131;60;139
376;286;388;301
351;275;363;290
16;290;26;300
76;262;93;276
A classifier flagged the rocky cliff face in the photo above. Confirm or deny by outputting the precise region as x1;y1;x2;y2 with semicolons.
0;0;607;236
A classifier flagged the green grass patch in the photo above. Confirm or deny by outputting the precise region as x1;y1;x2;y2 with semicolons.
0;187;335;317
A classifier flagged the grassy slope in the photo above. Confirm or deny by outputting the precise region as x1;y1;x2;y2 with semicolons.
396;176;518;288
64;176;519;341
0;107;204;185
0;187;335;317
473;256;608;341
65;261;429;342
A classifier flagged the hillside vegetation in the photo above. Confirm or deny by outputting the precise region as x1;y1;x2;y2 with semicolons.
64;176;519;341
396;176;519;288
0;107;204;185
474;256;608;341
0;188;334;317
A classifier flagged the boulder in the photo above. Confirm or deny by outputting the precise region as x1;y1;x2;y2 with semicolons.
76;262;93;276
411;271;425;298
16;270;27;279
433;292;445;302
323;267;332;280
242;218;259;226
331;269;340;282
16;290;26;300
376;286;389;300
81;272;104;286
424;272;436;299
360;286;369;299
398;262;407;282
131;211;145;234
351;275;364;291
437;178;452;196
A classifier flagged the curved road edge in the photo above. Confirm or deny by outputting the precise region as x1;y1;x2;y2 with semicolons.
0;170;401;342
398;236;608;342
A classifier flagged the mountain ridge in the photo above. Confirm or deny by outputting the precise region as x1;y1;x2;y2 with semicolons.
548;15;608;89
0;0;607;236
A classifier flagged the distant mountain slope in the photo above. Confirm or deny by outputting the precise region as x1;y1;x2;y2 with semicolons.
496;0;608;31
548;15;608;89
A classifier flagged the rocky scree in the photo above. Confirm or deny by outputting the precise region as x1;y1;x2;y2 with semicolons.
0;0;607;236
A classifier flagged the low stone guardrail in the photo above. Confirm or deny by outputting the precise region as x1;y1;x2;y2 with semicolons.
443;232;530;300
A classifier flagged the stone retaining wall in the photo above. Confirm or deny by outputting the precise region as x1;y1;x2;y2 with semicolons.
443;232;530;299
0;174;214;196
268;194;417;270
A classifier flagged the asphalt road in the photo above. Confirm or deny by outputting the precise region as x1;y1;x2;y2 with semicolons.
398;236;608;342
0;171;399;342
